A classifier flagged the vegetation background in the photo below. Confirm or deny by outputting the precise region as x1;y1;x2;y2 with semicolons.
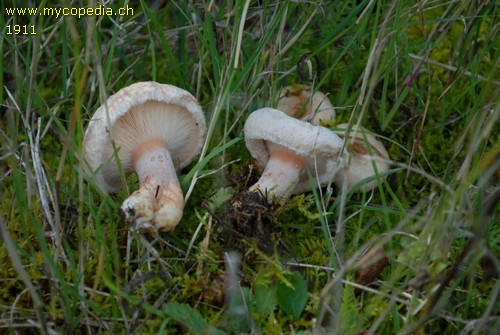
1;0;498;334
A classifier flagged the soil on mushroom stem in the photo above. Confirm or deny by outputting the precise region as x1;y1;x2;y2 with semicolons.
218;162;284;257
221;190;279;256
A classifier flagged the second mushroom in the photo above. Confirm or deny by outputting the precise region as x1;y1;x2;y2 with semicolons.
244;108;346;202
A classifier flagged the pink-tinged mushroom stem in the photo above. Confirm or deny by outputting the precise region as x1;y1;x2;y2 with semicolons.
120;138;184;232
249;145;306;202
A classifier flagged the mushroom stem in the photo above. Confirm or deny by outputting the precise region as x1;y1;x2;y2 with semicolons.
120;138;184;232
249;145;306;202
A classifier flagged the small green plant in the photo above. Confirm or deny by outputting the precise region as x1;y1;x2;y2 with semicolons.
276;271;309;321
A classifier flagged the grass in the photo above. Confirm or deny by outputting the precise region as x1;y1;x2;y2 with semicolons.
1;0;499;334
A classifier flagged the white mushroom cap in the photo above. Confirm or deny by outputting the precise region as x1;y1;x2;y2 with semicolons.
84;81;206;192
333;123;390;192
244;108;345;197
277;85;335;125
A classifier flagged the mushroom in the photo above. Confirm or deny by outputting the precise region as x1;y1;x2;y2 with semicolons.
278;85;335;125
333;123;390;192
84;81;207;232
244;108;346;202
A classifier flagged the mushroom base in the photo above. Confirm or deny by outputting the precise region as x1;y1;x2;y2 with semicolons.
120;138;184;232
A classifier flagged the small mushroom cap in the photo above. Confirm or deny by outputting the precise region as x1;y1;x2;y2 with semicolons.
84;81;206;192
278;85;335;125
244;108;345;195
333;123;390;192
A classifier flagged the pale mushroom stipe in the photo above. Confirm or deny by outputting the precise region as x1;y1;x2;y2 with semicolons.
84;82;207;233
244;108;346;202
334;123;390;192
